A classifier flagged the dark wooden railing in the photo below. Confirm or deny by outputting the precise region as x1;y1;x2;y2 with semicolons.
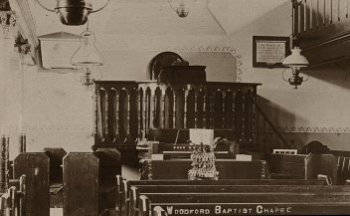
94;81;260;151
292;0;350;66
254;102;290;154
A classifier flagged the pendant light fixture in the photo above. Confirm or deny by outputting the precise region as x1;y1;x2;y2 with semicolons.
168;0;189;18
282;0;309;89
71;24;104;67
33;0;110;26
71;22;103;89
282;46;309;89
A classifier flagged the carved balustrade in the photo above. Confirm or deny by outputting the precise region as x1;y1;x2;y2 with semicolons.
95;81;260;150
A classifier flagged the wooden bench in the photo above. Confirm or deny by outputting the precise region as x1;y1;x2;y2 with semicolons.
63;151;121;216
14;152;50;216
269;153;338;183
332;151;350;184
129;184;350;216
117;176;325;216
269;154;306;179
0;178;26;216
138;191;350;216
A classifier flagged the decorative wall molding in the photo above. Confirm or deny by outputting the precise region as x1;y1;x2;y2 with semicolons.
163;45;243;81
0;0;10;10
280;126;350;134
8;0;38;53
0;11;16;38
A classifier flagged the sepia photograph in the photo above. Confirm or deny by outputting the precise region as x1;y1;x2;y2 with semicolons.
0;0;350;215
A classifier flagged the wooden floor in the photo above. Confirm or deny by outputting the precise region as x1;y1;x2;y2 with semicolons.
49;164;140;215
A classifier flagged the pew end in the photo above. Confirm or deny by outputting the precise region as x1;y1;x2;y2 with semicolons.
153;206;167;216
138;195;151;216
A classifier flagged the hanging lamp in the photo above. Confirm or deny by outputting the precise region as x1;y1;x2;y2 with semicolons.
33;0;110;25
71;28;104;67
282;0;309;89
168;0;189;18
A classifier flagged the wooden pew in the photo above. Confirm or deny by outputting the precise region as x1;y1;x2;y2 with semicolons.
336;155;350;185
269;154;306;179
117;177;326;216
129;184;350;216
63;151;121;216
138;192;350;216
93;148;121;213
63;152;99;216
13;152;50;216
0;175;26;216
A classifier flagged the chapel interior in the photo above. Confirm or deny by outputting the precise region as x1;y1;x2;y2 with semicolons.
1;0;350;215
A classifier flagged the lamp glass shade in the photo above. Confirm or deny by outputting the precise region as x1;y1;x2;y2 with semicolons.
176;2;189;18
71;30;103;66
282;46;309;69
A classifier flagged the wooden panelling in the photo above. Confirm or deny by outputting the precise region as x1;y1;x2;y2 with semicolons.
95;81;260;151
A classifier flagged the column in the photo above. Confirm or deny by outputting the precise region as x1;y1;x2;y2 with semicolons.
0;11;20;158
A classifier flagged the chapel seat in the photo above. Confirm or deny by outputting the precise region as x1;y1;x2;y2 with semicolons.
305;153;337;184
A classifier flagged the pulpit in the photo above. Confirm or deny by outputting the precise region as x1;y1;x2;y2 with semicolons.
94;52;260;162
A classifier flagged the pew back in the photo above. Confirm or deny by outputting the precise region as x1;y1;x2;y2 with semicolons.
13;153;50;216
63;152;99;216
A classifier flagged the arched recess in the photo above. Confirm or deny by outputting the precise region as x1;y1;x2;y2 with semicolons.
147;52;185;80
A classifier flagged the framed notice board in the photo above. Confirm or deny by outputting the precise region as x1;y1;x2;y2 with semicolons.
252;36;290;68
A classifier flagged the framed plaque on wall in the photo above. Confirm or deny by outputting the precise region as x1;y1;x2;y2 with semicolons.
252;36;290;68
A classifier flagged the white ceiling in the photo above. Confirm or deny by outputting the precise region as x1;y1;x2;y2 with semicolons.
27;0;289;51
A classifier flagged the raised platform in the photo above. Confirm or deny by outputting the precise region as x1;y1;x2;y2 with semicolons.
140;159;267;180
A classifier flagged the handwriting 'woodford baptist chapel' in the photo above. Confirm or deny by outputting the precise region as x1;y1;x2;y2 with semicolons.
1;0;350;215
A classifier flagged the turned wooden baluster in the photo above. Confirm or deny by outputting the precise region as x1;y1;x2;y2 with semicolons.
175;88;185;129
304;0;310;31
99;88;109;140
184;86;189;129
172;89;176;129
150;88;155;129
96;88;105;142
0;136;9;193
145;88;151;134
292;0;299;35
154;87;162;129
316;0;319;28
224;90;233;129
125;88;131;138
196;89;204;128
222;90;226;129
194;88;198;128
138;88;143;137
110;88;119;142
210;91;215;129
104;89;109;139
108;89;117;141
163;87;175;129
298;0;304;33
160;87;165;129
203;89;208;128
310;0;314;29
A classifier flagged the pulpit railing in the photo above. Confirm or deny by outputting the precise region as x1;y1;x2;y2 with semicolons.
94;81;260;151
254;102;290;154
